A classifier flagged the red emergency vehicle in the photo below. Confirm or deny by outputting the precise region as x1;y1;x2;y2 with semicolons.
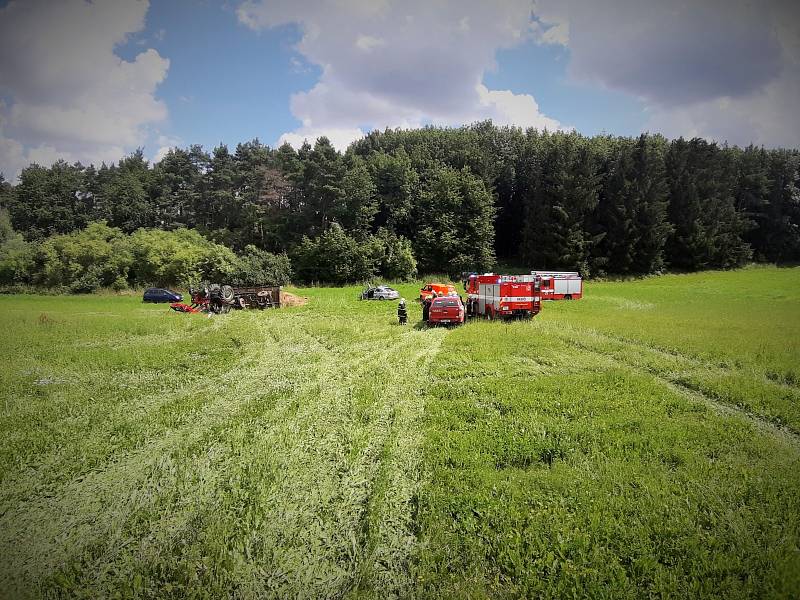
465;273;542;319
428;295;466;325
531;271;583;300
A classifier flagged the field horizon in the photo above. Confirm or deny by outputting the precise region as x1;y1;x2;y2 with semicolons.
1;266;798;598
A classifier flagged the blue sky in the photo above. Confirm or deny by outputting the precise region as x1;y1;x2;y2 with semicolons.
126;1;648;153
0;0;798;180
119;0;317;153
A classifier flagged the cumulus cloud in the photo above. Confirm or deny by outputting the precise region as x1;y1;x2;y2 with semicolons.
532;0;800;147
152;135;184;164
237;0;563;149
0;0;169;181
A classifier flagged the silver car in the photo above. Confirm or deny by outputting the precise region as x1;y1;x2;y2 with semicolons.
360;285;400;300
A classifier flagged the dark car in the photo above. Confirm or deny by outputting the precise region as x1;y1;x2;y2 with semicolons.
143;288;182;303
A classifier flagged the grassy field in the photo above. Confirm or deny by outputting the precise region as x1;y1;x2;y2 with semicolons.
1;265;798;598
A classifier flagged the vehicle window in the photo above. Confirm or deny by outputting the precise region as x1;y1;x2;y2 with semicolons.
433;298;459;307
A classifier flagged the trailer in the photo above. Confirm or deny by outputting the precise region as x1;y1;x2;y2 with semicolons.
531;270;583;300
465;273;542;319
231;285;281;309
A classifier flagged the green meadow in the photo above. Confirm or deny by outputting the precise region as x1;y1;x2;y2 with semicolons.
1;266;798;598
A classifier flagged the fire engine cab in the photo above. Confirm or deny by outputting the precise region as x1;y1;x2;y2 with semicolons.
531;271;583;300
465;273;542;319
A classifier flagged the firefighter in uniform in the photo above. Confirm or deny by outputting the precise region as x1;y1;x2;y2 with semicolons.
422;291;436;323
397;298;408;325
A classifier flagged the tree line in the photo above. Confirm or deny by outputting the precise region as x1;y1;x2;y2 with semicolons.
1;122;798;289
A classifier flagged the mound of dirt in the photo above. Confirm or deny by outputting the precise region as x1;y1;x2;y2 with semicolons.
280;291;309;307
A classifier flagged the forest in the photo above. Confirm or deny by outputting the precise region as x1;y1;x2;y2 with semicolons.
1;122;798;289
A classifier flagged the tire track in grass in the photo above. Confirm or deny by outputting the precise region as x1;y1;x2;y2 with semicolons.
0;312;249;492
96;318;446;599
1;309;449;598
196;324;447;599
552;327;800;449
551;320;800;394
351;328;446;598
0;313;329;594
544;321;800;428
0;311;300;508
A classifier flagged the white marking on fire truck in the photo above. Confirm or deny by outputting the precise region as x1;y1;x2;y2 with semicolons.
471;295;537;303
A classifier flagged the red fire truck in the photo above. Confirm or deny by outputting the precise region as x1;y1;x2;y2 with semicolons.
465;273;542;319
531;271;583;300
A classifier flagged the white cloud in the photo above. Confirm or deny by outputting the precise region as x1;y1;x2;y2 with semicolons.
152;134;184;164
532;0;800;147
356;35;385;53
237;0;563;150
476;84;561;131
279;127;367;151
0;0;169;181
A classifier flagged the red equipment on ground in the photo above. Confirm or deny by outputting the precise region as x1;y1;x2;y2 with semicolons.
531;271;583;300
465;273;542;319
169;302;201;313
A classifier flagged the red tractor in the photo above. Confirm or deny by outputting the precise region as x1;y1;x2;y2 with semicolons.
465;273;542;320
171;284;281;314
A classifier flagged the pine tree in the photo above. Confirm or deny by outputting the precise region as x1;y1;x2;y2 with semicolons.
667;138;751;269
414;165;496;274
762;150;800;261
11;160;92;239
522;132;601;274
299;137;346;235
341;156;378;238
733;145;771;259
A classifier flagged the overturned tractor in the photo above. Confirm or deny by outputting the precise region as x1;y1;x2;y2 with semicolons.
170;284;281;314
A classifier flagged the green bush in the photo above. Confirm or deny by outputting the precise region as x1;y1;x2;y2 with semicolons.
228;246;292;285
33;222;133;290
0;211;35;284
374;229;417;280
127;228;236;287
69;265;105;294
291;224;378;284
291;225;418;284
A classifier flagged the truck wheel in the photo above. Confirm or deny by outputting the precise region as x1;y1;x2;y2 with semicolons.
564;294;572;300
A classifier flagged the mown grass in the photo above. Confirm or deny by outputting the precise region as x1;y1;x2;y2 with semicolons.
1;267;798;598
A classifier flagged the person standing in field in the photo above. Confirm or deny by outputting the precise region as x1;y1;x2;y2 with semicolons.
422;291;436;323
398;298;408;324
